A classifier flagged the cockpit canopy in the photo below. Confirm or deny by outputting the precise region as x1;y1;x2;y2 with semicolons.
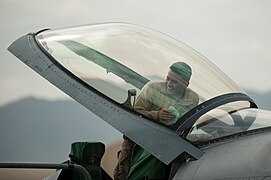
35;23;261;140
36;23;244;104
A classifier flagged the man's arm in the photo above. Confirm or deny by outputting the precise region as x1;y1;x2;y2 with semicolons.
134;82;161;120
134;82;174;122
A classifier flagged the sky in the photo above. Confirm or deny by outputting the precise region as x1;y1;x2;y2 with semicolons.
1;0;271;107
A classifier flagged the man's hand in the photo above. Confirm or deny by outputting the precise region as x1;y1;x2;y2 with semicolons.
158;108;174;122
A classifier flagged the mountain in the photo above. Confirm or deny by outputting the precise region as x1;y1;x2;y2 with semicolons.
0;97;122;163
0;89;270;164
246;90;271;110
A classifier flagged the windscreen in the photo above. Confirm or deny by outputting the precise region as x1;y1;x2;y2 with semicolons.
187;108;271;142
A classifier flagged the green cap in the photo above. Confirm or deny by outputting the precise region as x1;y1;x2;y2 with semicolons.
170;62;192;82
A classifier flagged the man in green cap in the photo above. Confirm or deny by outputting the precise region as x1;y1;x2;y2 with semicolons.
134;61;198;125
114;62;199;180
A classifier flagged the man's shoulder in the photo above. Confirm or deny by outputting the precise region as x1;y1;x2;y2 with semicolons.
186;88;199;103
187;88;197;95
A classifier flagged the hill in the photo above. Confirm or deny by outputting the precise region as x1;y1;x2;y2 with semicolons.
0;97;122;163
246;90;271;110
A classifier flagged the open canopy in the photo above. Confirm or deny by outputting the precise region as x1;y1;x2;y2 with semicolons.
10;23;271;164
37;23;244;104
35;23;256;131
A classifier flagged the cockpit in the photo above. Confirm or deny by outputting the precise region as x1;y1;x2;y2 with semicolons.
33;23;271;144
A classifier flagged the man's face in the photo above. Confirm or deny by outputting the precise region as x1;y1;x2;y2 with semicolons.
166;70;188;96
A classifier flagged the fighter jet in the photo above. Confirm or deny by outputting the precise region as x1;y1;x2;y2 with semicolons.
4;23;271;179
